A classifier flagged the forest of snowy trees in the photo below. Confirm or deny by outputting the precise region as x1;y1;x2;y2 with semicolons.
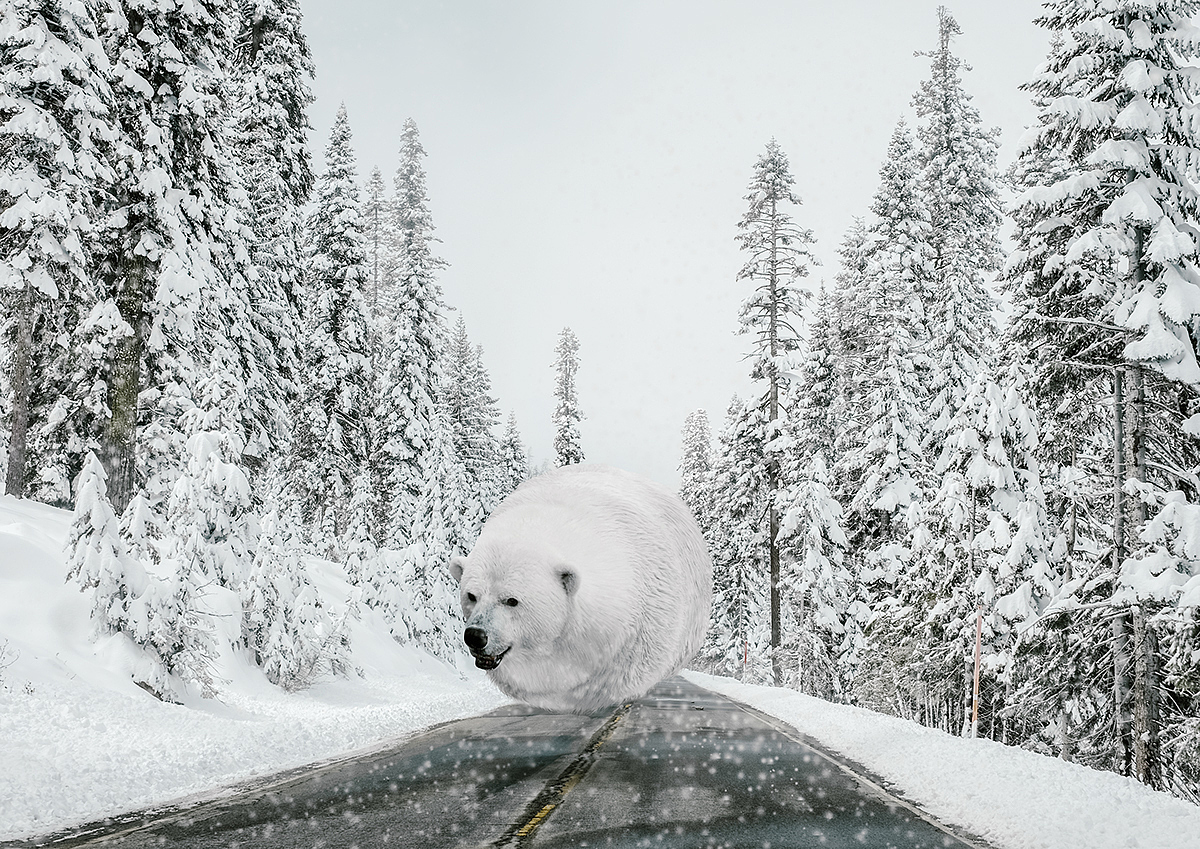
684;4;1200;802
0;0;532;695
6;0;1200;813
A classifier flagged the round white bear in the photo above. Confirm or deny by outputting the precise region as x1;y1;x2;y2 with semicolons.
449;463;712;714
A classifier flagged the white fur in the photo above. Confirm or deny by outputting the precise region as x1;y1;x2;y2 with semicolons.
449;464;712;713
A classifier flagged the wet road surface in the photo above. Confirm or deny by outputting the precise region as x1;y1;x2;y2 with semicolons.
21;678;985;849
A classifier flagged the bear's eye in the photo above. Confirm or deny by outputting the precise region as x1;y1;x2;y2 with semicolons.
503;597;519;607
466;592;477;604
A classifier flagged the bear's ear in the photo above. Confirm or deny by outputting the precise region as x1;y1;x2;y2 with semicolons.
448;556;466;584
557;566;579;597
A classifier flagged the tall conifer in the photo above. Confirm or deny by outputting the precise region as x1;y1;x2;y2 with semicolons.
734;139;816;686
292;105;372;556
376;118;448;547
1;0;114;501
552;327;585;467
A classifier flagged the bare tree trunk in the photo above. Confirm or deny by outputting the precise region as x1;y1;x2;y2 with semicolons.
768;199;782;688
1066;439;1078;566
4;284;34;498
99;254;149;514
1128;364;1160;787
1132;604;1161;787
1112;367;1134;776
1058;705;1075;762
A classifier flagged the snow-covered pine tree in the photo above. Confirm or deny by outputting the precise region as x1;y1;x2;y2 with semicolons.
124;547;216;700
361;166;394;313
291;104;373;556
840;120;932;566
700;398;772;681
0;0;114;501
1001;25;1121;770
826;218;872;513
776;449;851;701
774;291;853;700
93;0;258;516
395;405;470;661
793;284;840;462
244;497;351;690
678;409;712;530
698;396;772;683
375;118;449;548
497;411;529;497
65;452;144;637
912;6;1004;446
552;326;585;467
228;0;315;474
912;364;1058;737
343;469;379;586
444;316;503;534
1004;0;1200;792
835;120;936;711
734;138;816;686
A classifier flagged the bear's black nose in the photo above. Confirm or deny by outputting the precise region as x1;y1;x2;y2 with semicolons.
464;627;488;650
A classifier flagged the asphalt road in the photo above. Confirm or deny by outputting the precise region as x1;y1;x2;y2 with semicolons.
23;678;985;849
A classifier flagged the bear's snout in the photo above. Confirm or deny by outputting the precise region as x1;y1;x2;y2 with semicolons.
464;627;488;651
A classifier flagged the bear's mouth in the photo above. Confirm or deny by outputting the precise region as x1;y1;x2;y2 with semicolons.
473;647;510;670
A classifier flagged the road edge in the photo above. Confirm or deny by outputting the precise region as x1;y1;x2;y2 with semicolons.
3;708;512;848
717;690;1004;849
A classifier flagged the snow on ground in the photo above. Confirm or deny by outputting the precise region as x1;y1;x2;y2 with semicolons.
685;669;1200;849
0;495;510;842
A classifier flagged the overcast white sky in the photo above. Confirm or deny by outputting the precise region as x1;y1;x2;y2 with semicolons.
299;0;1052;489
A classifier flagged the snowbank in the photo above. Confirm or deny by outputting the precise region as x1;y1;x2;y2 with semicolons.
684;669;1200;849
0;495;509;842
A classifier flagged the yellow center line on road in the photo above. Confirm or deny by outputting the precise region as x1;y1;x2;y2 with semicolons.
494;702;631;847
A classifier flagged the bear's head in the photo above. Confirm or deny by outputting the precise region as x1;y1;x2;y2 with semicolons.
448;548;579;672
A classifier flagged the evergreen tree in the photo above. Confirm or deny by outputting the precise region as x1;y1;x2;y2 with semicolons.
361;166;393;313
497;411;528;497
840;120;931;558
228;0;315;472
376;118;448;547
734;138;816;686
833;122;935;710
444;316;503;531
903;365;1058;736
65;452;143;637
698;397;772;683
244;498;351;690
777;451;850;700
0;0;114;500
827;218;872;515
1004;0;1200;791
552;327;585;467
343;469;379;586
396;407;470;661
291;104;372;555
678;409;712;528
793;285;840;461
913;6;1004;444
830;217;872;411
93;0;257;516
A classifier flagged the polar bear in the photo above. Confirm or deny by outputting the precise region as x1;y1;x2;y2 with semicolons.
448;463;712;713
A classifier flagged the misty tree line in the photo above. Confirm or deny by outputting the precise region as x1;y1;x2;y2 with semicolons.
682;3;1200;801
0;0;541;696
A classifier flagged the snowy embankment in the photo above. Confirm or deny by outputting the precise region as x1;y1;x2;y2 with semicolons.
0;495;509;842
685;670;1200;849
